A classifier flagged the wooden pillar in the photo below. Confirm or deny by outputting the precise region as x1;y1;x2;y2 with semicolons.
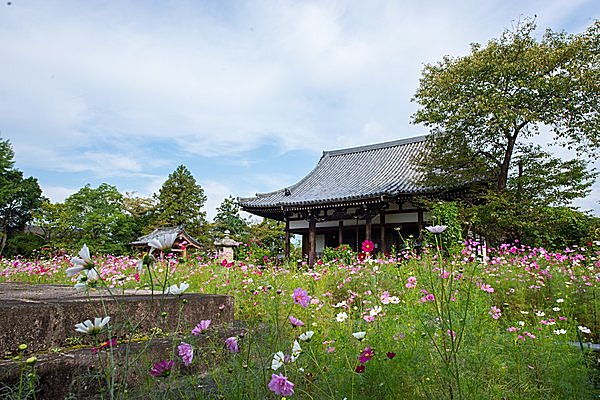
418;208;424;240
365;214;372;242
308;215;316;266
284;219;290;260
338;220;344;245
379;212;386;253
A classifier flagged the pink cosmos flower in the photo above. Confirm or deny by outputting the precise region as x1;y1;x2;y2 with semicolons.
178;342;193;366
149;360;175;378
289;315;305;327
192;320;211;335
480;284;494;293
386;352;396;359
268;373;295;396
358;347;375;363
361;240;375;253
489;306;502;320
292;287;310;308
405;276;417;289
225;336;239;353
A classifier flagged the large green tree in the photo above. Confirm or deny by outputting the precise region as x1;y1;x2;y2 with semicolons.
412;20;599;244
154;165;207;238
413;19;599;193
0;138;44;255
61;183;134;253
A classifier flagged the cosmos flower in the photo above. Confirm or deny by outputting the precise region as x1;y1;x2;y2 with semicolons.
336;312;348;322
289;316;305;327
291;340;302;362
67;244;94;276
148;233;177;253
358;347;375;363
298;330;314;342
271;351;285;370
361;240;375;253
352;331;366;340
225;336;239;353
192;320;211;335
167;282;189;295
268;373;295;396
178;342;193;366
425;225;447;234
149;360;174;378
75;317;110;335
292;287;310;308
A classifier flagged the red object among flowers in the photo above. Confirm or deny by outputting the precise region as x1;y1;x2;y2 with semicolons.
355;364;366;373
361;240;375;253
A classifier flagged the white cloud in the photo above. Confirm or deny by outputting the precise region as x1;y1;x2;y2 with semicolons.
1;0;598;216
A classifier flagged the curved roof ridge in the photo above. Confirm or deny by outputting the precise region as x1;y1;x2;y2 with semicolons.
324;135;428;157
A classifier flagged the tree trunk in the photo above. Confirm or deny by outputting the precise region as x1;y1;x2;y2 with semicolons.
497;133;518;191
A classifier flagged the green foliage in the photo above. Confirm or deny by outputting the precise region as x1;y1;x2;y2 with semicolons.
412;19;599;245
60;184;134;254
235;218;285;262
3;232;45;258
413;19;599;191
154;165;207;238
122;192;157;238
322;244;356;265
212;196;247;236
471;194;600;249
0;137;15;174
425;201;463;252
0;139;44;256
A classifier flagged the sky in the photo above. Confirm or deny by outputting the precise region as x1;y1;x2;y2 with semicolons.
1;0;598;220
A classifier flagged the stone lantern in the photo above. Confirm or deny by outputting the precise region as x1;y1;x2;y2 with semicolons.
214;230;239;263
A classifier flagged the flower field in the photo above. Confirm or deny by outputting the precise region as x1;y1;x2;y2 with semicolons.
1;238;599;399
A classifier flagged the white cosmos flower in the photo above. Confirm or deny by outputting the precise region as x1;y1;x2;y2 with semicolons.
535;311;545;317
67;244;94;276
370;306;382;316
333;301;347;308
425;225;447;234
75;316;110;335
167;282;190;295
298;330;314;342
271;351;285;370
578;325;591;334
336;312;348;322
74;269;99;290
352;331;366;340
148;233;178;253
291;340;302;362
553;329;567;335
388;296;400;304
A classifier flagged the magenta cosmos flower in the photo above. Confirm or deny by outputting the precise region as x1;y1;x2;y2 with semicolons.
268;373;295;396
192;320;211;335
358;347;375;364
225;336;239;353
289;315;305;327
292;287;310;308
178;342;193;366
361;240;375;253
149;360;175;378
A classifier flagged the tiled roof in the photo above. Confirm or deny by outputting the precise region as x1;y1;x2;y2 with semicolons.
239;135;430;210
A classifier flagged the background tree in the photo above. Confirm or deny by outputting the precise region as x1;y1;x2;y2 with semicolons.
123;192;157;238
213;196;247;237
61;183;134;254
154;165;207;239
412;19;599;244
0;138;44;255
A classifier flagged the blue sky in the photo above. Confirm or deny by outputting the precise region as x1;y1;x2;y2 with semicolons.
1;0;598;219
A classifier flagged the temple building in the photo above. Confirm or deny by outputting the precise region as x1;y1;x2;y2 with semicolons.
239;135;464;265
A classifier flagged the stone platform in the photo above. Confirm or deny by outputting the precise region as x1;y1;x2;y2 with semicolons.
0;283;234;354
